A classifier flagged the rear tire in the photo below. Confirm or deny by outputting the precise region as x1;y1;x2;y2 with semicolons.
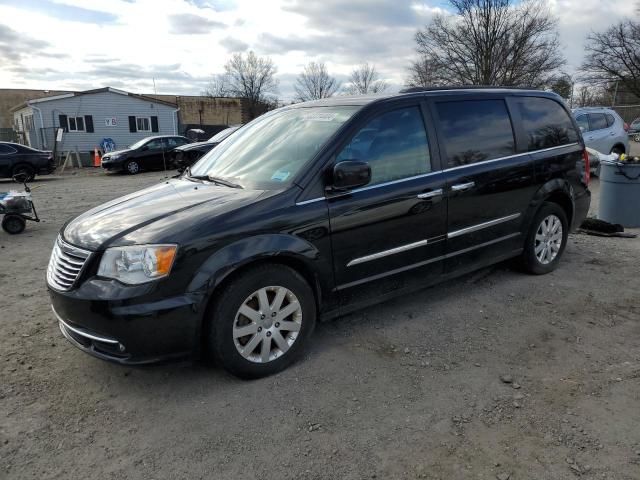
520;202;569;275
12;164;35;182
208;264;316;379
2;215;26;234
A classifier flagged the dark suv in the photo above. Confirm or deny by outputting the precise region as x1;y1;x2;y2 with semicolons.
101;135;191;174
47;88;590;378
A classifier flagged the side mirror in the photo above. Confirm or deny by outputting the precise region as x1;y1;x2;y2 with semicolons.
332;160;371;190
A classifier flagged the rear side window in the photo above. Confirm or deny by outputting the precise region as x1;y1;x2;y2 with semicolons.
516;97;579;150
0;144;17;154
605;114;616;127
337;106;431;185
589;113;608;131
435;100;515;167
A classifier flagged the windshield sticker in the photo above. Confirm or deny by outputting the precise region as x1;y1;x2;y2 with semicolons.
271;170;290;182
302;112;338;122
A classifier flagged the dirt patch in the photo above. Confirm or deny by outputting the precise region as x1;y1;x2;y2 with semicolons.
1;170;639;479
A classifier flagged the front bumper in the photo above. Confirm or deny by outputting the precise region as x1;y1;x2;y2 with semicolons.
50;281;203;365
101;159;124;171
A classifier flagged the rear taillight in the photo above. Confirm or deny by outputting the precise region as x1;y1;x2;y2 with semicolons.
623;122;629;132
582;148;590;185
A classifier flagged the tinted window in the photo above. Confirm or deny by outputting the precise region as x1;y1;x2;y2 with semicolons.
605;114;616;127
0;144;17;154
436;100;514;166
145;139;164;150
589;113;608;131
517;97;578;150
575;114;589;132
337;106;431;185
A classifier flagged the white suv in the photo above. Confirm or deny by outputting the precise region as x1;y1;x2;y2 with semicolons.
573;107;630;157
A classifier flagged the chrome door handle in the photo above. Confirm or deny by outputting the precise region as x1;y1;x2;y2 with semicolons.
417;188;443;199
451;181;475;192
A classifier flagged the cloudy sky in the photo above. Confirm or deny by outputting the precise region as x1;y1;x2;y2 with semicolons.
0;0;635;100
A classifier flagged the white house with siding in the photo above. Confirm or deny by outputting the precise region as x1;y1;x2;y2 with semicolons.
12;87;179;164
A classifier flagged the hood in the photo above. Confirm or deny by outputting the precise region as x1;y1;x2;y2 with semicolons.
62;178;265;250
174;141;216;152
103;148;132;158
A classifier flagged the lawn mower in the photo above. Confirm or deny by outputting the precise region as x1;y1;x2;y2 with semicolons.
0;174;40;234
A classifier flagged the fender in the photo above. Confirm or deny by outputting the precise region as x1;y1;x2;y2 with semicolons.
522;178;575;233
187;233;330;306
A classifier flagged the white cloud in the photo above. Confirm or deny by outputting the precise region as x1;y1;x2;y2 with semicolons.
0;0;633;100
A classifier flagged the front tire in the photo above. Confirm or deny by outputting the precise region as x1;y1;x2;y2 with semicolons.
208;264;316;379
124;160;140;175
520;202;569;275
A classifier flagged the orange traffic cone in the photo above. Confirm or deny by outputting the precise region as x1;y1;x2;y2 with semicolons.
93;148;101;167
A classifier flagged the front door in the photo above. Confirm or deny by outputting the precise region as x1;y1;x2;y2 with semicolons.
431;97;534;272
137;138;165;169
327;103;447;292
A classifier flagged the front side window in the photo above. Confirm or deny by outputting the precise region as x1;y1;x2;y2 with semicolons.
192;106;359;189
145;139;163;150
516;97;579;150
436;99;515;166
136;117;151;132
336;106;431;185
68;116;85;132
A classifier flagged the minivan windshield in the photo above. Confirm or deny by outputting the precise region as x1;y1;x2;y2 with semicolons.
190;106;360;189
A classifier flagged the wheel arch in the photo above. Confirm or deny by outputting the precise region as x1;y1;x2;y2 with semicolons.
189;234;328;355
611;143;626;154
524;179;575;233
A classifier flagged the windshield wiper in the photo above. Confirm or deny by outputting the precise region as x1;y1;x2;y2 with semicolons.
183;166;242;188
206;176;243;189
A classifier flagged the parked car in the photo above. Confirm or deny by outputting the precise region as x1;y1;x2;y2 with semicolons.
0;142;55;181
47;88;590;378
572;107;630;173
628;117;640;142
171;125;242;170
101;135;192;174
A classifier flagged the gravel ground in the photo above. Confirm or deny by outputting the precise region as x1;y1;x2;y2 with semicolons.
1;163;639;480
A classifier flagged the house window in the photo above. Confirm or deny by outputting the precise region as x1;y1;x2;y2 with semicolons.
68;116;85;132
136;117;151;132
23;115;34;131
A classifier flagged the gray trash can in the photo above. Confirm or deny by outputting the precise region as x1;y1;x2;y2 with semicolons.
598;160;640;227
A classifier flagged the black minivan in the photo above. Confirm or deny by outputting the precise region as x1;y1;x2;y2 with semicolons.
47;88;590;378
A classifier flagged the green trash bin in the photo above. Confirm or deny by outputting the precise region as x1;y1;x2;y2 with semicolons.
598;160;640;227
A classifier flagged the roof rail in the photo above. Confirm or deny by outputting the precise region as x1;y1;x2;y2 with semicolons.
399;85;542;93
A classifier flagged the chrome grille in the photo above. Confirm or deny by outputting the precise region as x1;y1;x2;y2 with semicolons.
47;237;92;291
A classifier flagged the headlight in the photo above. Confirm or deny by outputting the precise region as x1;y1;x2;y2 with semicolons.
108;154;121;161
98;245;177;284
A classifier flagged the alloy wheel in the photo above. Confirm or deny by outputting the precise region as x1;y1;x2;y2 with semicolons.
534;214;563;265
232;286;302;363
126;161;139;174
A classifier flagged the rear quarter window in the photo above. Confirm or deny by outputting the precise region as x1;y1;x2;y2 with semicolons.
435;99;515;167
605;114;616;127
516;97;579;151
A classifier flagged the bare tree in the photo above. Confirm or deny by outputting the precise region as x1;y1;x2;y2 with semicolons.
548;73;573;100
294;62;341;101
345;63;388;95
406;55;446;88
203;73;232;97
411;0;565;88
572;85;609;108
224;51;278;118
580;20;640;99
